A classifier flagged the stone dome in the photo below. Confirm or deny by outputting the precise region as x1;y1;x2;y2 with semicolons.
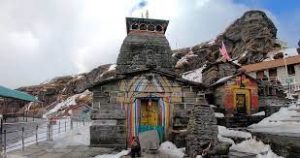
116;18;174;74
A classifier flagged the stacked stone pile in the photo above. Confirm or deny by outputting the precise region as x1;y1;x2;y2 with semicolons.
186;97;219;157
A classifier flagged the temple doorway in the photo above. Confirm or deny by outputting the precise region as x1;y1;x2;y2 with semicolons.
138;98;164;141
236;94;247;114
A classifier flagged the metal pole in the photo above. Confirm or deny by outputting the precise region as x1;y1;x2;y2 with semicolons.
64;120;66;132
22;127;24;151
36;125;38;144
70;119;73;130
47;124;52;141
4;130;6;157
58;121;60;133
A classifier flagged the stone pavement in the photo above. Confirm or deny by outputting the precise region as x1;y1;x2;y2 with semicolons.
7;142;114;158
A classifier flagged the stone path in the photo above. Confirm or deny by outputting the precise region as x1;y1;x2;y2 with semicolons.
7;142;113;158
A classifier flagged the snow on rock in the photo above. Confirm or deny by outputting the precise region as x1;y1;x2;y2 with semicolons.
159;141;185;158
108;64;117;71
182;65;206;83
43;90;91;118
218;126;252;139
231;138;283;158
214;76;233;85
94;150;130;158
215;112;225;118
252;111;266;116
218;134;235;145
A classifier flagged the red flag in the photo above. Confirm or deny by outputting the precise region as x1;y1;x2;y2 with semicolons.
219;41;230;61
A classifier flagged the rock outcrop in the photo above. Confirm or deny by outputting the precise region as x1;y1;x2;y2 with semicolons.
174;10;281;72
8;64;116;117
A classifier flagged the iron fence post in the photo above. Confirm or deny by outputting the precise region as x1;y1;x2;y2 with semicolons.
70;119;73;130
4;130;6;157
64;120;66;132
58;121;60;133
36;125;38;144
0;118;2;157
47;123;52;141
21;127;24;151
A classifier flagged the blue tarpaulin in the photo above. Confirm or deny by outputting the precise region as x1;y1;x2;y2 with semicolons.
0;85;38;102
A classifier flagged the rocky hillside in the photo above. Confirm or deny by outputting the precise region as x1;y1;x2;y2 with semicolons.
173;10;282;72
5;10;285;118
5;64;116;118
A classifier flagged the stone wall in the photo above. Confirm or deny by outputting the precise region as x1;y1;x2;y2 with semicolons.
202;62;238;86
90;82;127;148
90;73;205;148
213;86;226;109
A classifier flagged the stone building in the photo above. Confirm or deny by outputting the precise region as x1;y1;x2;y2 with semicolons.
202;61;261;117
209;72;259;116
242;54;300;99
89;17;206;148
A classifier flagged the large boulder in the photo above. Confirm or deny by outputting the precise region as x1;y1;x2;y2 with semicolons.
174;10;280;73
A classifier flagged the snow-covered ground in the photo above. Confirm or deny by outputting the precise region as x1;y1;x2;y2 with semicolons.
231;138;283;158
94;150;129;158
249;103;300;135
218;126;252;139
218;125;283;158
159;141;185;158
53;121;91;148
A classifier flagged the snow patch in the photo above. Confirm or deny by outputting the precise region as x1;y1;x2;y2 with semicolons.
215;112;224;118
213;75;233;85
218;134;235;144
218;126;252;139
252;111;265;116
231;138;283;158
159;141;185;158
249;103;300;134
250;103;300;127
43;90;91;118
53;122;91;148
108;64;116;71
94;150;130;158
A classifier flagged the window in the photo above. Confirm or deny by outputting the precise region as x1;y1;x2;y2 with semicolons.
287;64;295;75
268;68;277;81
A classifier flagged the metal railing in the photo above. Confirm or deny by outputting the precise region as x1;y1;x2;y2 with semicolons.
1;118;88;157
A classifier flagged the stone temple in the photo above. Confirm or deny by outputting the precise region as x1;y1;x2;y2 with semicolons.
88;17;209;149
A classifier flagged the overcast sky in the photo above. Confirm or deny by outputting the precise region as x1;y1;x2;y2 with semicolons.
0;0;299;88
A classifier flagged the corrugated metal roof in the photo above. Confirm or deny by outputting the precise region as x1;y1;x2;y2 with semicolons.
242;55;300;72
0;85;38;102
